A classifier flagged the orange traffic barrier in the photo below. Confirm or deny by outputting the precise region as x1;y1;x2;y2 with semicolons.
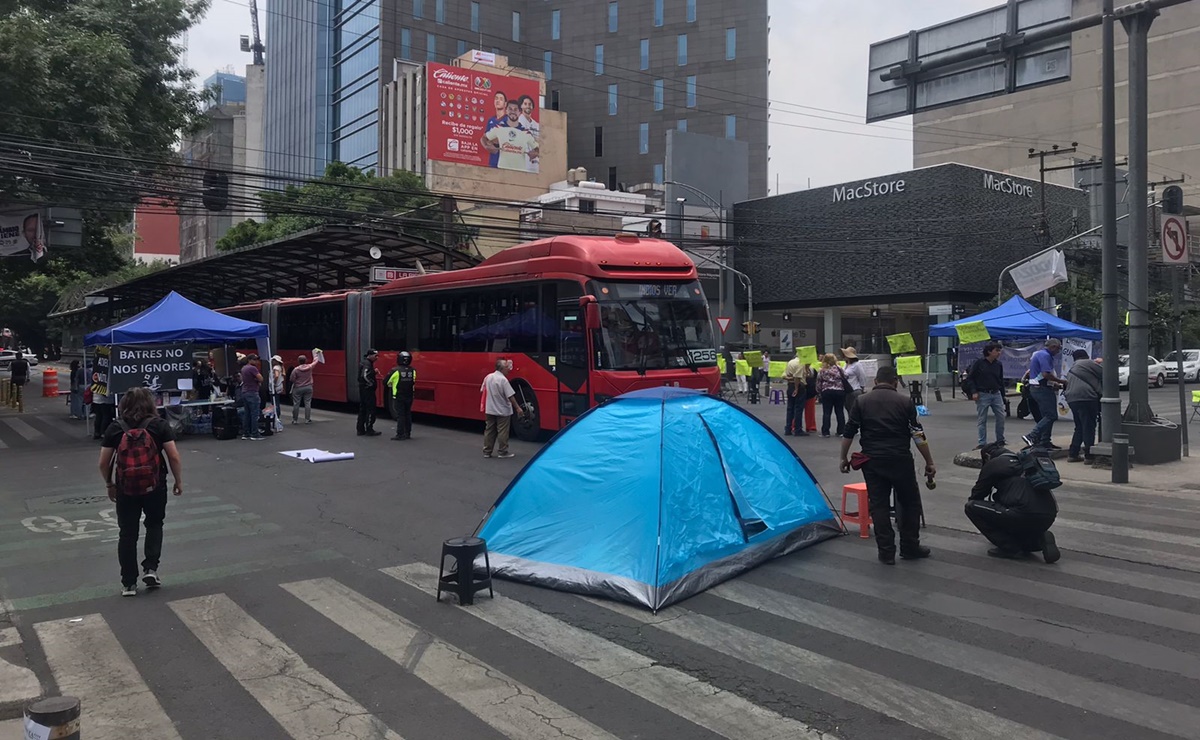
42;367;59;397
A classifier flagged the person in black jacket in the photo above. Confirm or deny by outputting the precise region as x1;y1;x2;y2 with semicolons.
963;342;1006;449
357;349;381;436
386;351;416;440
965;442;1060;563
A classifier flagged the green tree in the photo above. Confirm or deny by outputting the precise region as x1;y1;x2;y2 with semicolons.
216;163;441;251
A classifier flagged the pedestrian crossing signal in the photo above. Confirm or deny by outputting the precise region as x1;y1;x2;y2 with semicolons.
742;321;760;336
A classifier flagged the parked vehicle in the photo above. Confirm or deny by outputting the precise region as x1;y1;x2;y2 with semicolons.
1117;355;1166;389
1164;349;1200;383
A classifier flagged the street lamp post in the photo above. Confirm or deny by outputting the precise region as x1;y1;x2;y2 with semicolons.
663;178;730;321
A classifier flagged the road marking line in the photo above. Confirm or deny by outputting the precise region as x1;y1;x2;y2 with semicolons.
3;417;43;441
0;523;284;569
713;576;1200;737
587;597;1063;740
283;577;616;740
170;593;403;740
383;563;830;740
33;614;181;740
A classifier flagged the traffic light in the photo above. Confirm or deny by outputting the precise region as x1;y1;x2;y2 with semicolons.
1163;185;1184;215
742;320;760;336
202;169;229;212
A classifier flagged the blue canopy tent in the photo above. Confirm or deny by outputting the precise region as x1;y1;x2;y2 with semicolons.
85;291;270;348
476;387;842;611
929;295;1102;340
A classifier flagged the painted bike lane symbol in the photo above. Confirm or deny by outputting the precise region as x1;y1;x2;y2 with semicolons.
21;509;120;542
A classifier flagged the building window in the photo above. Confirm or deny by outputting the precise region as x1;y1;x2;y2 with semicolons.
426;32;437;61
579;199;597;214
543;50;552;80
457;39;467;57
677;34;687;65
639;122;649;154
653;79;663;110
412;0;422;20
551;9;560;40
726;28;736;60
608;83;617;115
550;89;560;110
687;0;696;22
654;164;663;184
608;2;618;32
470;1;479;32
686;75;696;107
594;126;603;156
435;0;444;23
677;119;687;132
639;38;649;70
595;44;604;75
608;166;617;190
512;11;520;41
654;0;663;27
725;115;736;139
400;27;411;59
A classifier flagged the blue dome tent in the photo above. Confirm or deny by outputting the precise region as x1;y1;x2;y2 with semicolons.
476;387;843;611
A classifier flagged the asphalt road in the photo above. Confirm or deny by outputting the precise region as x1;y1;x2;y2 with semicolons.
2;379;1199;739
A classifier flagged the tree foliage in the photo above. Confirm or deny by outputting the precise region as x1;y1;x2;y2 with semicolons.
215;163;440;251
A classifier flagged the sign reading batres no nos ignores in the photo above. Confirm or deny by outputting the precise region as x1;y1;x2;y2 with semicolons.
109;343;195;394
426;62;542;173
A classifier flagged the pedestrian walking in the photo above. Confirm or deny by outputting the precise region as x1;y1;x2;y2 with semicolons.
387;351;416;440
782;354;809;436
841;347;868;414
840;364;935;564
1022;339;1064;449
964;442;1059;563
816;354;847;437
481;359;525;458
240;355;264;440
734;352;748;395
98;386;183;597
1064;349;1102;463
963;342;1006;448
357;349;381;436
289;353;317;424
69;359;86;419
8;352;29;411
269;355;285;432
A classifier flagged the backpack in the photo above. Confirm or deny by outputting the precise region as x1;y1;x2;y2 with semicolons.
114;419;162;496
1014;448;1061;490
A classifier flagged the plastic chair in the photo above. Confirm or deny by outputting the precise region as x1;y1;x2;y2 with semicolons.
1191;390;1200;424
841;483;871;539
437;536;493;605
769;388;784;404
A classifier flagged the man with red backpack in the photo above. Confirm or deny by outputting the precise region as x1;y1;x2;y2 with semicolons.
97;387;183;597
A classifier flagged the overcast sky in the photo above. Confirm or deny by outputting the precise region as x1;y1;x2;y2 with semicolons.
185;0;999;194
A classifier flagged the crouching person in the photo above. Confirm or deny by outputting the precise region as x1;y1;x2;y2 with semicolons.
965;442;1060;563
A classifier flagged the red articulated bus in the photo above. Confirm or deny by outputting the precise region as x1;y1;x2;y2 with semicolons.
221;234;720;440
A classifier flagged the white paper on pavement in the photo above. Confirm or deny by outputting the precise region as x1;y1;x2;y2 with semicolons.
279;448;355;463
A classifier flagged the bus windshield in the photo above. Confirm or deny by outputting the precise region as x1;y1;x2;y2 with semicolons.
591;280;716;371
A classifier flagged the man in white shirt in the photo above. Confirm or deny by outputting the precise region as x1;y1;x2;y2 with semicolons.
481;101;539;172
481;359;526;459
842;347;868;413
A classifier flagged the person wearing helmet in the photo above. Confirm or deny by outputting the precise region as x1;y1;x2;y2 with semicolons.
387;351;417;440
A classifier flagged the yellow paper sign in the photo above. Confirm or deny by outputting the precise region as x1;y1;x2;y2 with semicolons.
1125;311;1130;326
743;351;763;369
768;361;787;379
716;355;726;373
896;355;923;376
886;332;916;354
837;361;846;369
955;320;990;344
735;360;751;377
796;346;818;366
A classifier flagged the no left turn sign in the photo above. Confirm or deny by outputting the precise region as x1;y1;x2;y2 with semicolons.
1162;214;1188;264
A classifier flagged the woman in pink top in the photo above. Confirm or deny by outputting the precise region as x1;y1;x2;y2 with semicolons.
289;353;318;424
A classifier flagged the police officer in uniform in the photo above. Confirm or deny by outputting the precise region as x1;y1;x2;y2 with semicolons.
387;351;416;440
357;349;381;436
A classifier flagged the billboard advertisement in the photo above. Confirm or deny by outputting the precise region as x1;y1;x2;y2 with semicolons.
426;62;541;173
0;209;46;262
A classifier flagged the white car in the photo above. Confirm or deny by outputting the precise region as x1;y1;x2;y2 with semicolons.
1164;349;1200;383
20;348;38;366
1118;355;1166;389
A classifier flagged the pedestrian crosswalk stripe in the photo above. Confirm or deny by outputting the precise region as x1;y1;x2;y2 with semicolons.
713;576;1200;737
587;597;1063;740
780;554;1200;683
383;563;822;740
4;417;44;441
170;593;404;740
282;577;619;740
1;523;284;569
33;614;182;740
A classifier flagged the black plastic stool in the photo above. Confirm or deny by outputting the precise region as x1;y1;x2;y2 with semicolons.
437;536;493;605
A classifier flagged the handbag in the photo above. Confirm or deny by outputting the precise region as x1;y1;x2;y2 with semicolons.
838;367;853;394
850;451;870;470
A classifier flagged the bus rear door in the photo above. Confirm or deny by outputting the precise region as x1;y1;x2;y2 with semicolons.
556;300;592;428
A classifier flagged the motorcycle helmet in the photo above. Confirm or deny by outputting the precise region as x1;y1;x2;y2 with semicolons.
399;351;412;366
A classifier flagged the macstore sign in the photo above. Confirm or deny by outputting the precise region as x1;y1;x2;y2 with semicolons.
983;172;1035;197
831;179;906;203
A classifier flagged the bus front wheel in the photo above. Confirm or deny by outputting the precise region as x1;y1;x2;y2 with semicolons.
512;382;540;442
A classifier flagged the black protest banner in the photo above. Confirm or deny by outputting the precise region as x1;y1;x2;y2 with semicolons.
89;345;110;395
110;343;194;392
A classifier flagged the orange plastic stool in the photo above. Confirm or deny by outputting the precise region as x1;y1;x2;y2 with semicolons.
841;482;871;538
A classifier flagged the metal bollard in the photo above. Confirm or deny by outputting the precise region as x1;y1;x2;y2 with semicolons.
24;696;81;739
1111;433;1130;484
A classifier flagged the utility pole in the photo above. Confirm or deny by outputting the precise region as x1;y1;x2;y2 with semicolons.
1029;144;1078;314
1099;0;1121;451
